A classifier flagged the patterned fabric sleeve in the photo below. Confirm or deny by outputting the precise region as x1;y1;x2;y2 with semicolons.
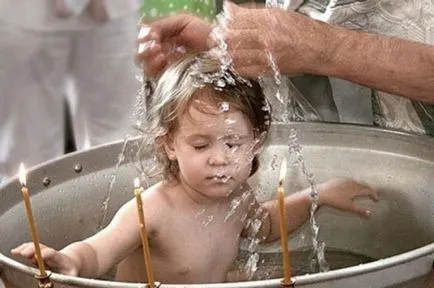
299;0;434;136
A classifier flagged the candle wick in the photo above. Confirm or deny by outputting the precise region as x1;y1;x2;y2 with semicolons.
279;180;283;187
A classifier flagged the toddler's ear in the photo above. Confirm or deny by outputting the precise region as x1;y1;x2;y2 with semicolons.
163;135;176;160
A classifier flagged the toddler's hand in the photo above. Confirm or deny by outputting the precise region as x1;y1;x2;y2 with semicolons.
317;177;379;217
11;242;78;276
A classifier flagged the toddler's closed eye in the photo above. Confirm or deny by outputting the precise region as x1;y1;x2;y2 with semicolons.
193;144;208;150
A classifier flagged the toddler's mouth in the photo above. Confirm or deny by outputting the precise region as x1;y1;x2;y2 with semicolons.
210;174;232;183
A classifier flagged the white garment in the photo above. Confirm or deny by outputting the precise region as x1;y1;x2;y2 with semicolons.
0;4;141;178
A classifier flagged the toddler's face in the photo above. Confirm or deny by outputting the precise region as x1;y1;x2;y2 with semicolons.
165;97;257;202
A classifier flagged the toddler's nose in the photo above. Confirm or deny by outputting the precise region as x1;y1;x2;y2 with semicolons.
208;146;229;166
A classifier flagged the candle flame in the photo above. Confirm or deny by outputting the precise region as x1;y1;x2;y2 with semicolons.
134;177;141;189
18;163;26;186
279;158;287;183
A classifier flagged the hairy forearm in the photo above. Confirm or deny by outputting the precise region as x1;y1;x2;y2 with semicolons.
322;26;434;103
278;14;434;103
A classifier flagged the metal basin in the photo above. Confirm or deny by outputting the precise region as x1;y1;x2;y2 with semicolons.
0;123;433;288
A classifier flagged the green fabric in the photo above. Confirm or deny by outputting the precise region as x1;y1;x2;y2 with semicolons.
142;0;216;21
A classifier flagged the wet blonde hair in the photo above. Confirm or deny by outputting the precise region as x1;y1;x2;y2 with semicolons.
146;54;272;179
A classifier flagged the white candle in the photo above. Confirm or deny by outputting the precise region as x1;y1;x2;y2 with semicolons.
18;163;46;276
134;178;155;287
277;158;291;284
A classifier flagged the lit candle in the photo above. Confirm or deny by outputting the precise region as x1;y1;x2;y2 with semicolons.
18;163;46;277
134;178;155;287
277;158;292;284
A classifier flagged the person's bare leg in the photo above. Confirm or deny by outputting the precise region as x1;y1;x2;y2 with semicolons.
71;13;140;149
0;21;69;177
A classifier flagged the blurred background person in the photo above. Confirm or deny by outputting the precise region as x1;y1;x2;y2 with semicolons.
0;0;142;185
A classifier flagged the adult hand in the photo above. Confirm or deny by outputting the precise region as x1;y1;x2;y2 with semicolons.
136;13;213;77
223;2;321;77
136;2;325;78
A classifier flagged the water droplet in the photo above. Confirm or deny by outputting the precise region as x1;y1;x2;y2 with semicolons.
195;208;206;217
219;101;230;112
224;118;236;125
216;79;226;88
202;215;214;226
244;252;260;280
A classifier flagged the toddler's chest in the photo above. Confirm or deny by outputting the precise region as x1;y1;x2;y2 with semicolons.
155;213;243;280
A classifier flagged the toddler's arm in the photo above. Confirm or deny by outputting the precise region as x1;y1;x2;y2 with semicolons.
11;198;143;278
11;242;80;276
260;177;379;243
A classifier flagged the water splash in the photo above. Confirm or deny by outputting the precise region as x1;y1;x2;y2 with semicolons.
216;79;227;88
260;0;327;272
190;3;252;92
190;5;233;88
225;118;236;125
244;252;260;279
249;218;263;236
260;50;294;123
202;215;214;226
237;186;271;279
265;0;292;9
96;66;159;230
97;136;131;229
288;128;329;272
270;154;279;171
133;73;154;131
195;208;206;217
265;50;322;122
266;51;282;99
219;101;230;112
224;188;252;222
